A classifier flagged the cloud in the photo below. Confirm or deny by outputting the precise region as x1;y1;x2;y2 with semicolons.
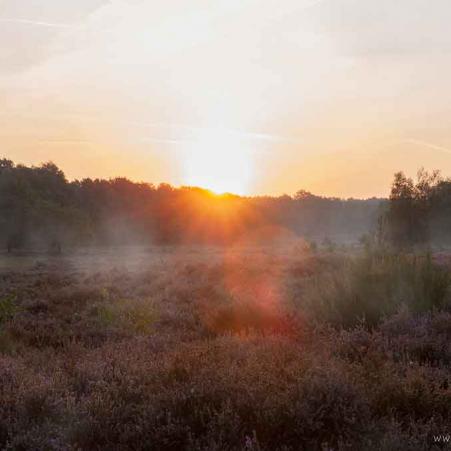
0;0;108;23
140;138;185;146
305;0;451;57
0;1;109;74
3;0;451;197
0;19;72;28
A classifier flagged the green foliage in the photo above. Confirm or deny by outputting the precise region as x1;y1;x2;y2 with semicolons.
359;233;375;253
307;239;318;252
0;329;17;354
0;295;19;354
97;298;158;334
322;236;336;252
301;251;451;328
0;294;17;325
407;253;450;313
382;168;451;248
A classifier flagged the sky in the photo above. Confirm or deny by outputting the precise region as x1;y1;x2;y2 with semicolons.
1;0;451;198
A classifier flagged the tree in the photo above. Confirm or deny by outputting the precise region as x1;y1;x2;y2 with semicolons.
384;169;443;247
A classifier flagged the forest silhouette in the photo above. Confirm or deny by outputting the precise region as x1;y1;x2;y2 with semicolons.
2;158;451;252
0;158;383;251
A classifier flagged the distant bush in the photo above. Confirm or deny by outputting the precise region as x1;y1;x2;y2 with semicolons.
300;251;451;328
322;236;337;252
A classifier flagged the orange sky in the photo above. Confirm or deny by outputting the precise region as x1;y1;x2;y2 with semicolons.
2;0;451;198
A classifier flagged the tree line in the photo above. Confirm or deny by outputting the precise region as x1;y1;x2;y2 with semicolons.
381;168;451;248
3;157;428;252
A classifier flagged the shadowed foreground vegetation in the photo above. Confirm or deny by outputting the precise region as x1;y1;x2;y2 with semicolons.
1;246;451;450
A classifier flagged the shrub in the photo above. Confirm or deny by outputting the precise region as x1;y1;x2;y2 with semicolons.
0;329;18;355
96;298;158;335
0;295;18;325
300;251;451;328
1;248;451;449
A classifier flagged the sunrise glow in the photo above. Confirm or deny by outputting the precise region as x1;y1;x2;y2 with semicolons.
2;1;451;197
180;129;254;195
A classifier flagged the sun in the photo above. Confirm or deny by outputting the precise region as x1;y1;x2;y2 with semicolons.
180;129;254;195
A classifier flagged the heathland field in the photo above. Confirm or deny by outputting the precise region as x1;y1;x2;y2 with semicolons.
1;244;451;450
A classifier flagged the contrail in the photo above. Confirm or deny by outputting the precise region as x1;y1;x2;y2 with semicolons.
0;112;299;143
0;112;299;146
133;121;299;144
140;138;186;145
0;18;72;29
404;139;451;155
39;139;91;144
